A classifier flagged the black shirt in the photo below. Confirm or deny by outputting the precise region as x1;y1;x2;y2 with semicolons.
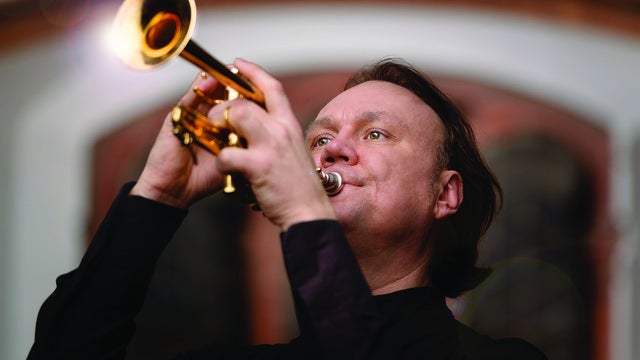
28;184;546;359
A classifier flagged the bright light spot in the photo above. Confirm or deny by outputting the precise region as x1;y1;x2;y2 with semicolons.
107;5;145;69
101;20;120;57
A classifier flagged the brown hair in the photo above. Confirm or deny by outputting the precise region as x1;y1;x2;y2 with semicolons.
345;58;503;297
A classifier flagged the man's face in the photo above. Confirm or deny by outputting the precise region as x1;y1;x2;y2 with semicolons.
306;80;447;251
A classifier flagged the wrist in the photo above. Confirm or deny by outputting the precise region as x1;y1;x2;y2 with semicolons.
130;180;188;209
280;198;337;231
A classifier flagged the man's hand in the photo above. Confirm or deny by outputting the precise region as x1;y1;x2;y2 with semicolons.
214;59;336;230
130;73;225;209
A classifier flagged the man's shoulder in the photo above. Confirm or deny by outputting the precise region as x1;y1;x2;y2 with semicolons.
456;322;547;360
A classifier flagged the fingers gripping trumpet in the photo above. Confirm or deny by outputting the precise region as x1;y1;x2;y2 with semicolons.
112;0;344;203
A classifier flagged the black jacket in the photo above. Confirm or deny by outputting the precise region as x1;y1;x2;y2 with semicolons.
28;183;546;359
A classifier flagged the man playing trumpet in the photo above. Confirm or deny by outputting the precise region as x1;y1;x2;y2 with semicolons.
28;58;545;359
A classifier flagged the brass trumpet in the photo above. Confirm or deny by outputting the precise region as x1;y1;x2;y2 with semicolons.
111;0;343;201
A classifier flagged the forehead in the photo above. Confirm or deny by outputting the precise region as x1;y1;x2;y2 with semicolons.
312;80;442;133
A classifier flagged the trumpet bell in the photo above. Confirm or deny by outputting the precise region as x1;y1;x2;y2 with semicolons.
111;0;196;70
109;0;343;201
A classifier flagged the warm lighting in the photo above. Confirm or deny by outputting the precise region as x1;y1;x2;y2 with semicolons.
102;20;120;57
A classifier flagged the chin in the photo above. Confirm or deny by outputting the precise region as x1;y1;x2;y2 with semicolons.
332;204;364;230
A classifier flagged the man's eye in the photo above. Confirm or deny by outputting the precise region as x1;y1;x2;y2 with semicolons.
315;137;331;147
367;131;384;140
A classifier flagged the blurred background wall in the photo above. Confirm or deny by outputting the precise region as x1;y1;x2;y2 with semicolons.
1;0;639;359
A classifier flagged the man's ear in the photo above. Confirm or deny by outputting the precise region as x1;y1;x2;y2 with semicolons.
434;170;463;220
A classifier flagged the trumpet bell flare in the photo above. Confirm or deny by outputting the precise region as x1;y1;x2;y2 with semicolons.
110;0;196;70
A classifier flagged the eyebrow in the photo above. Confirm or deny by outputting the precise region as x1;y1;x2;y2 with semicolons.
306;111;389;134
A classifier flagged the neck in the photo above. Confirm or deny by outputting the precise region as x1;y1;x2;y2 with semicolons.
368;261;430;295
345;227;431;296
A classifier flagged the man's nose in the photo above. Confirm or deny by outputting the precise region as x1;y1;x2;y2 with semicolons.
320;137;358;166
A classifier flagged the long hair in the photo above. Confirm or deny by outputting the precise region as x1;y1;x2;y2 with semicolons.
345;58;503;297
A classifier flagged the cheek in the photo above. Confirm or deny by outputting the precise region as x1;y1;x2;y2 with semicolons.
390;157;440;208
310;150;323;165
388;150;436;184
376;165;430;205
365;151;423;195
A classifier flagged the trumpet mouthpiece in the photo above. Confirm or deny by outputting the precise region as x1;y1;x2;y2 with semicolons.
316;168;344;196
